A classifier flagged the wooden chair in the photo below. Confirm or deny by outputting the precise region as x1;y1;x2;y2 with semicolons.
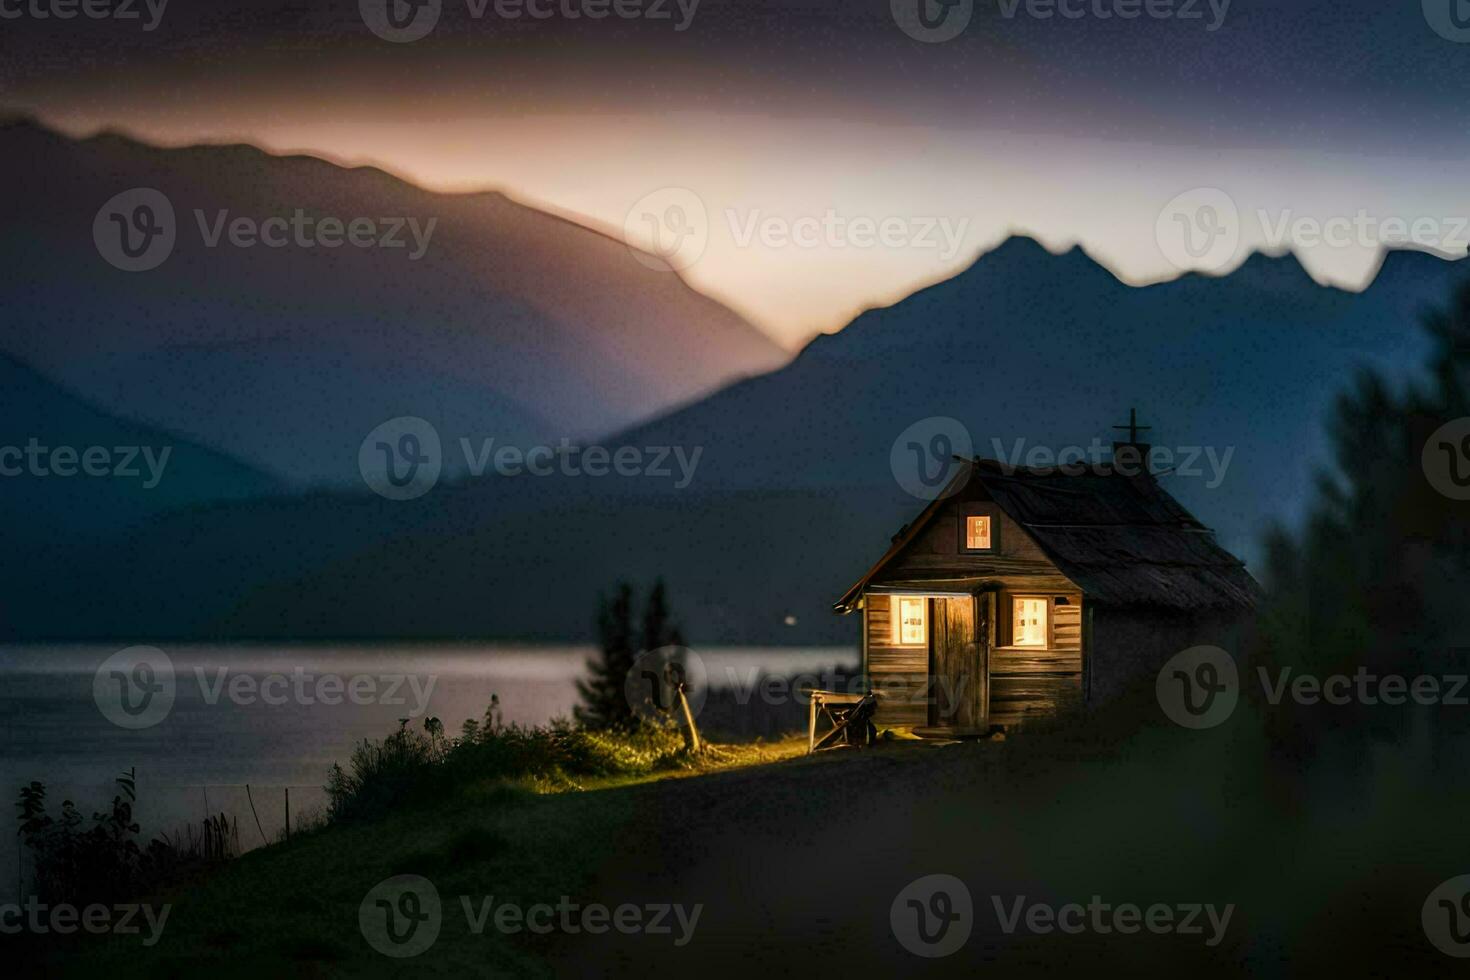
805;690;880;754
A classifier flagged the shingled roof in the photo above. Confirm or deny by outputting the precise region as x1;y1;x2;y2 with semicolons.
834;458;1261;613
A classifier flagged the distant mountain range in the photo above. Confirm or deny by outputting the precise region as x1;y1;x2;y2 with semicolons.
0;118;787;486
4;120;1468;643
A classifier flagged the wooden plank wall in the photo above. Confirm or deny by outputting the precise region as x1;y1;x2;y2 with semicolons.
864;597;928;729
989;595;1084;729
864;592;1088;731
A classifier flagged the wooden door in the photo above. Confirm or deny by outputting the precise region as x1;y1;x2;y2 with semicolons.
928;595;990;729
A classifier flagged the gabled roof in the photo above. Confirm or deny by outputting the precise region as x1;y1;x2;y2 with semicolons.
834;458;1261;613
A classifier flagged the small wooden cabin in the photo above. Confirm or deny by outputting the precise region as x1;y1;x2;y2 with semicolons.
833;453;1260;734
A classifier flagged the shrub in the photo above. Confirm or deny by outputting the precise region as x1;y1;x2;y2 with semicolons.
325;712;691;823
15;768;235;908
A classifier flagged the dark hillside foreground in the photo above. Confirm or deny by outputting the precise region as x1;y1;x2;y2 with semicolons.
25;697;1470;978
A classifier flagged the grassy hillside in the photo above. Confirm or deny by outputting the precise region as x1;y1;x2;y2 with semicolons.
22;702;1470;977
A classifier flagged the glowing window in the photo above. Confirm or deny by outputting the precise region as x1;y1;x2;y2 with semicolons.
891;595;927;646
1014;597;1048;647
966;516;992;550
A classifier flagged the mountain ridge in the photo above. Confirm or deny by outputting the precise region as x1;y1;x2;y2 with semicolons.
0;115;789;484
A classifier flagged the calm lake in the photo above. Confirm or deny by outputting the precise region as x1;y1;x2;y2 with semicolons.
0;644;855;903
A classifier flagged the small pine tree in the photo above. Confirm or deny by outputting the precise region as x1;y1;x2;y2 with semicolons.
576;579;687;729
575;582;637;729
642;578;686;653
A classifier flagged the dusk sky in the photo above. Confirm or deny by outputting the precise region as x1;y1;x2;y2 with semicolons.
4;0;1469;346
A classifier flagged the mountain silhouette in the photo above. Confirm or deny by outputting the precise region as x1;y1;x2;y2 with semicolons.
0;118;787;485
4;230;1466;642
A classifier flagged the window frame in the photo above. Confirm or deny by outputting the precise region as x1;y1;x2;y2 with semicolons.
1010;594;1051;649
961;513;996;553
890;594;928;648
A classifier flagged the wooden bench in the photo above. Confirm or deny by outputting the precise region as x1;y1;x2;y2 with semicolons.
804;690;881;754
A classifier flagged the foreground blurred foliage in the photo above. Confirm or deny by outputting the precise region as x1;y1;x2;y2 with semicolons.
1255;277;1470;753
17;769;238;907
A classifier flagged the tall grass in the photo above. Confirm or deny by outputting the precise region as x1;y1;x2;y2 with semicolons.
325;710;697;823
16;769;239;908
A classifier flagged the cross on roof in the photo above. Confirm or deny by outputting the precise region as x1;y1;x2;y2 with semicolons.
1113;407;1152;445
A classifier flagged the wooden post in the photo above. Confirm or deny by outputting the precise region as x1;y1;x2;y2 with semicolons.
245;784;267;845
978;591;993;726
674;683;702;753
808;695;818;755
